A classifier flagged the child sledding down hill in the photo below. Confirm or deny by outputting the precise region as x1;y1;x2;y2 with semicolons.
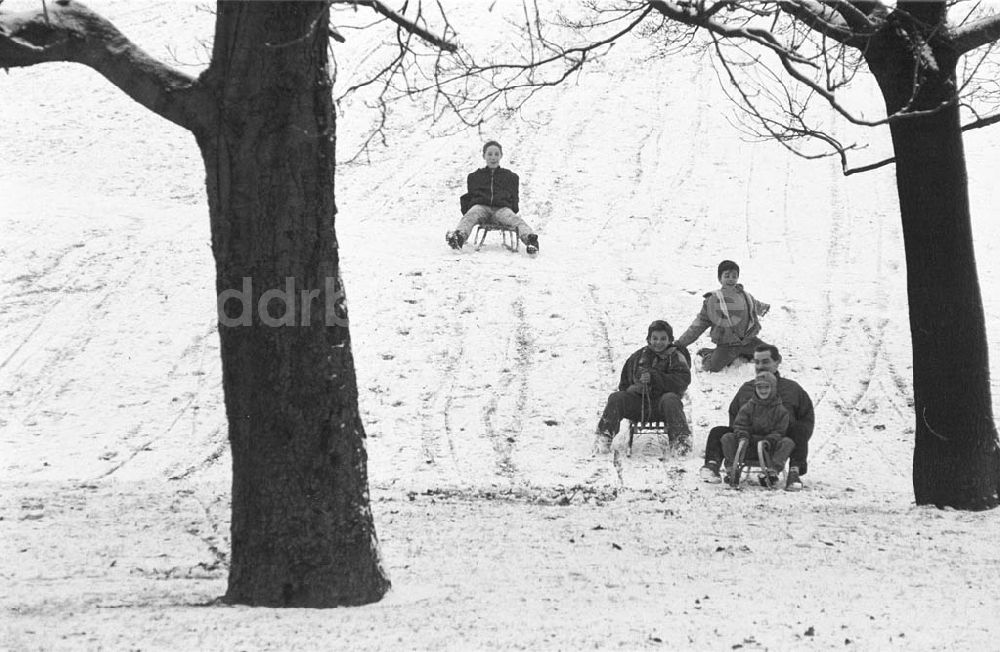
674;259;771;372
594;320;692;456
445;140;540;254
721;371;795;488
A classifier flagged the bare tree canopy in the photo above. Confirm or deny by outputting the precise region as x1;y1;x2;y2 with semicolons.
406;0;1000;174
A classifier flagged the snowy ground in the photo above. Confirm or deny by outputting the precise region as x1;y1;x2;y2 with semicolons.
3;2;1000;650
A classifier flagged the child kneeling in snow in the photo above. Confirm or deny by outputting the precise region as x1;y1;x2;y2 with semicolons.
673;259;771;372
721;371;795;488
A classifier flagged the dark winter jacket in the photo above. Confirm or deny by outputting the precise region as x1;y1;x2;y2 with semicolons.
733;376;790;440
675;284;769;347
460;166;520;214
728;372;814;437
617;345;691;400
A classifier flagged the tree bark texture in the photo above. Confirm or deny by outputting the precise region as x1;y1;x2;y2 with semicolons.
866;3;1000;509
195;2;391;605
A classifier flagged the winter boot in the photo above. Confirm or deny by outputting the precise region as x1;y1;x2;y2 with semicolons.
671;434;692;458
446;230;466;250
785;466;803;492
593;429;613;455
696;347;714;371
525;234;539;255
699;461;722;484
758;469;780;489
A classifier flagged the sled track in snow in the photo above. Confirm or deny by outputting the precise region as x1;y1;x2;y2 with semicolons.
10;246;148;429
812;314;884;414
174;489;229;571
162;326;224;480
0;242;90;374
585;283;617;380
778;157;798;266
481;292;532;478
811;316;886;453
804;184;910;477
93;429;157;480
667;72;711;254
418;287;468;477
98;324;221;481
814;167;853;356
167;426;227;481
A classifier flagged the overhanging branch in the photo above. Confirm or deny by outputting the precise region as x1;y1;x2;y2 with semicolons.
779;0;865;47
952;12;1000;55
961;110;1000;132
689;3;933;129
340;0;457;52
821;0;873;34
648;0;820;65
835;112;1000;176
0;0;208;132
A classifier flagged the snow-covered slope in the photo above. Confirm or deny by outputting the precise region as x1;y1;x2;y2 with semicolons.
3;2;1000;649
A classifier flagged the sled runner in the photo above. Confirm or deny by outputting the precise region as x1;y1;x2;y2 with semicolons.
726;439;778;490
472;221;519;252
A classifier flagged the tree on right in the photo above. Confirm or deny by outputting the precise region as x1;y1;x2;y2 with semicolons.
427;0;1000;510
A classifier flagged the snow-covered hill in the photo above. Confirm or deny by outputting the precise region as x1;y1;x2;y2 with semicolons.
3;1;1000;649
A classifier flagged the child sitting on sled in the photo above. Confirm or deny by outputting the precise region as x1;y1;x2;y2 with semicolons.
445;140;540;254
721;371;795;488
594;320;692;456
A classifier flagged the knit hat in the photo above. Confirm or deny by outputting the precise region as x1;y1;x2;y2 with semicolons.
754;371;778;395
646;319;673;342
717;259;740;280
482;140;503;156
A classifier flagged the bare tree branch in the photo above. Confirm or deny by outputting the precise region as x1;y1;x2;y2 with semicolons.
406;4;655;130
778;0;863;47
710;33;869;173
0;0;208;132
952;12;1000;55
683;3;950;128
843;155;896;175
821;0;873;34
962;110;1000;131
834;110;1000;176
337;0;456;52
648;0;820;65
333;0;1000;164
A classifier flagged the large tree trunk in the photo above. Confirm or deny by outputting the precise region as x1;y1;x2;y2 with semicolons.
867;3;1000;510
200;2;390;605
0;0;391;607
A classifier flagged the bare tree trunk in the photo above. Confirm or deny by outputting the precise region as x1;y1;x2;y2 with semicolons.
200;2;390;605
891;103;1000;510
0;0;430;605
867;4;1000;510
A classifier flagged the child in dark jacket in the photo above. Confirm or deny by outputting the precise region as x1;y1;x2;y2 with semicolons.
674;260;771;372
595;320;692;456
721;371;795;487
446;140;539;254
